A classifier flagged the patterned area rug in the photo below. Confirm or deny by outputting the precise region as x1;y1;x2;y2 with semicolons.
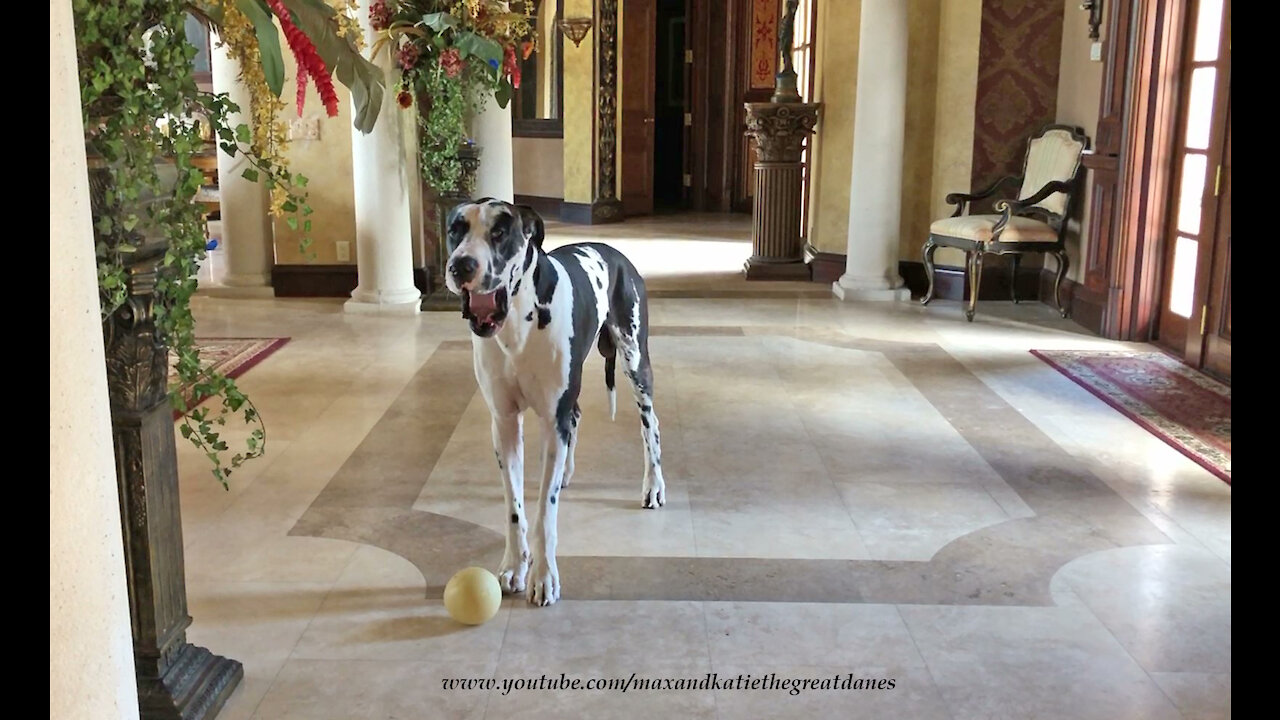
169;337;289;417
1031;349;1230;484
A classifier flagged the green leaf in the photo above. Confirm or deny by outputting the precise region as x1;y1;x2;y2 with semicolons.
285;216;299;230
420;12;461;33
494;79;513;109
235;123;252;144
238;0;286;97
294;173;309;187
455;32;503;67
242;167;260;182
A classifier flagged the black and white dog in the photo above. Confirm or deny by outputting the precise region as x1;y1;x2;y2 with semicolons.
443;198;666;607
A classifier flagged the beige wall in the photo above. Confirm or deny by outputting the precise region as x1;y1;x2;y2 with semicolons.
272;44;359;265
805;0;860;254
927;0;983;269
1055;0;1105;281
900;0;942;262
563;0;595;203
808;0;953;261
514;137;566;198
50;1;141;716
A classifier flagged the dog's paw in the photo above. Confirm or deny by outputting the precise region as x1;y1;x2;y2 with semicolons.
642;478;666;509
526;562;560;607
497;556;529;594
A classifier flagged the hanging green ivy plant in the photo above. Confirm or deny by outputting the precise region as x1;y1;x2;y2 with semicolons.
76;0;386;488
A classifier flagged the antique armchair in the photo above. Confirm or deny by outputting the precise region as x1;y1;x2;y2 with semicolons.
921;124;1090;321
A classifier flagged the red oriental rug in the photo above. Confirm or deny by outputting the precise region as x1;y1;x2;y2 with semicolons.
169;337;289;418
1030;349;1230;484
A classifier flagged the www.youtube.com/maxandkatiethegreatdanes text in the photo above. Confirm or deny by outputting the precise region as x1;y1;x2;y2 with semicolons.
441;672;897;697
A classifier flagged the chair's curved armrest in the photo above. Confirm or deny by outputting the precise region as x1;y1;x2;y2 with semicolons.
944;175;1021;217
989;179;1075;240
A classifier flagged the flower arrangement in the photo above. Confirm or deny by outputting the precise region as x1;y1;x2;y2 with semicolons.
369;0;534;193
76;0;386;487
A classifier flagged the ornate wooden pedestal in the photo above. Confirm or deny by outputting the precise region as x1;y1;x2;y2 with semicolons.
742;102;820;280
104;244;243;719
421;143;482;311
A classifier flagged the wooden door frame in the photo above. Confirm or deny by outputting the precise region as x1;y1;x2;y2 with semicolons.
1081;0;1189;341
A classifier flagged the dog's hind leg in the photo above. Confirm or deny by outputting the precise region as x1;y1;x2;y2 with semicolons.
492;411;529;594
562;402;581;488
615;328;665;509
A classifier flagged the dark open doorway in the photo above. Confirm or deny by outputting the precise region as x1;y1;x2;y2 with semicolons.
653;0;687;212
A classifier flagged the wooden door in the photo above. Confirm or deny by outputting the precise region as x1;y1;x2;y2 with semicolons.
1155;0;1230;380
620;0;657;216
1199;108;1230;380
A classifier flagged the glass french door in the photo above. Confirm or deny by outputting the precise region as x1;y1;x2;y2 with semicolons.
1156;0;1231;382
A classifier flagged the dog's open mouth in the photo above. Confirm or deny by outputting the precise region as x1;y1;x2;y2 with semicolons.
461;286;509;337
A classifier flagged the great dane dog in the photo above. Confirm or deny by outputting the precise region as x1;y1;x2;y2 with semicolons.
443;198;666;607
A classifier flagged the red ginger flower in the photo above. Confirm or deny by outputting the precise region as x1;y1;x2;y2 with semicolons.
267;0;340;118
503;45;520;89
397;42;421;71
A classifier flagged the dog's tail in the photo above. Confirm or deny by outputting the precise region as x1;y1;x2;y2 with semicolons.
599;330;617;421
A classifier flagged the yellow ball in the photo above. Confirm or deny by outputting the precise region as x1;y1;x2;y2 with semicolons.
443;567;502;625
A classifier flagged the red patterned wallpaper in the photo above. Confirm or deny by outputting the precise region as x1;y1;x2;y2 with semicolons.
750;0;780;89
970;0;1065;204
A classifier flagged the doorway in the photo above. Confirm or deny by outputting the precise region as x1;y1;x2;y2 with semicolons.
653;0;688;212
1154;0;1231;382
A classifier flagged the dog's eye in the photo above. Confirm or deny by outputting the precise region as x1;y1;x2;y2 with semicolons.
490;227;503;240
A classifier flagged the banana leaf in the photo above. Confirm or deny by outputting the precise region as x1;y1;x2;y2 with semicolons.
236;0;285;96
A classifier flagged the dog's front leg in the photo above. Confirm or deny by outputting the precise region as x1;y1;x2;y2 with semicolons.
528;415;569;606
493;412;529;594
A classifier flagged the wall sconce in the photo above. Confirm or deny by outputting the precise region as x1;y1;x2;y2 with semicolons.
1080;0;1104;40
557;17;593;47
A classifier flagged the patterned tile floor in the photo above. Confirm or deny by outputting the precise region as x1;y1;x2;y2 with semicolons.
181;215;1230;720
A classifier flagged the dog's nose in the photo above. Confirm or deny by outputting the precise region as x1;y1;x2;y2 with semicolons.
449;256;478;284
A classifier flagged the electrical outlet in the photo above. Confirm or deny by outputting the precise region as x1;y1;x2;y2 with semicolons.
336;241;351;262
1090;41;1103;61
289;117;321;141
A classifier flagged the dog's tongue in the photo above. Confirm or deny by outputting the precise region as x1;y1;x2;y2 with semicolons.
468;289;500;322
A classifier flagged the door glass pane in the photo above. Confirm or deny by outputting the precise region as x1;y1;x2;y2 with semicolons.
1184;67;1217;150
1177;153;1208;235
1193;0;1225;62
1169;236;1199;318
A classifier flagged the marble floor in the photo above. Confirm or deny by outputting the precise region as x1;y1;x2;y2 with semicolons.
180;215;1230;719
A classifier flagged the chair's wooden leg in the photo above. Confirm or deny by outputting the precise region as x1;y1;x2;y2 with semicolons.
966;251;984;322
1010;254;1021;304
1053;249;1071;318
921;239;939;306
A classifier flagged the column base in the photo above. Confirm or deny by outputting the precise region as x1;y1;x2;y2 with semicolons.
832;273;910;302
345;286;422;315
743;257;811;281
137;643;243;720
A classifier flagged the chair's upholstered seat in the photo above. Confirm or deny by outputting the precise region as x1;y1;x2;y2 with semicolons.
930;214;1058;244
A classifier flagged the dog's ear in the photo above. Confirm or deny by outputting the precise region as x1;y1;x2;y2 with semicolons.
517;205;545;250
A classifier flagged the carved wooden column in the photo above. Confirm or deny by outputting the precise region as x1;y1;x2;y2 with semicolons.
95;169;243;719
420;143;482;311
742;102;819;280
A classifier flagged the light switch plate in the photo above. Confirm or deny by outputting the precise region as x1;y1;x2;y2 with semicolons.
336;241;350;262
1090;41;1103;61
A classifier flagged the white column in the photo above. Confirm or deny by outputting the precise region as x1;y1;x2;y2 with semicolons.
50;1;141;717
470;93;514;202
209;36;276;295
833;0;910;302
345;10;421;315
